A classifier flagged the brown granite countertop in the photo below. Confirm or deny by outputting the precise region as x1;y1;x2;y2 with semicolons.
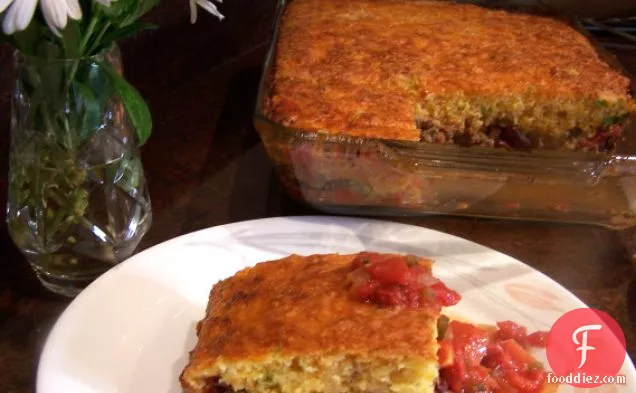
0;0;635;391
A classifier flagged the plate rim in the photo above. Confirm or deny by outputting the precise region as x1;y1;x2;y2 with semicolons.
35;215;636;392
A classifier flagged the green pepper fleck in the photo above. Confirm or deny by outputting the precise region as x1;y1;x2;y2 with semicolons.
405;255;418;267
437;314;450;340
473;383;487;393
603;113;629;127
529;360;544;371
595;99;608;109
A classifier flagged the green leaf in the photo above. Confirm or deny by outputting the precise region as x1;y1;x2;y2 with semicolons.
30;41;65;110
74;81;102;140
93;21;157;53
61;20;81;59
73;62;114;139
100;0;138;27
99;0;134;21
99;0;161;28
99;61;152;145
85;62;113;101
35;39;61;59
11;21;46;56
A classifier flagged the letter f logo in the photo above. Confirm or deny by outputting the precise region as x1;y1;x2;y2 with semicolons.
572;324;602;368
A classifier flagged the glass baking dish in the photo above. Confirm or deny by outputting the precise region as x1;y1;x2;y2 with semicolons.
253;0;636;230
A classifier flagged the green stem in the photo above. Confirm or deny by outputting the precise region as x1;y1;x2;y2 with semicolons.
41;101;57;136
80;15;100;54
32;148;46;249
86;22;111;56
46;187;98;239
46;192;72;240
64;10;103;98
60;16;109;147
63;116;74;150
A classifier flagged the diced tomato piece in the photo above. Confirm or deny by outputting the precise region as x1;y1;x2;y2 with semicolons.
526;331;548;347
496;320;528;344
438;340;454;368
482;343;504;369
373;285;407;306
449;321;490;341
367;257;414;286
528;368;547;384
409;262;432;275
442;341;496;392
350;252;383;270
453;344;467;379
403;287;420;308
441;358;465;393
501;339;538;366
431;282;462;306
497;339;545;392
441;319;548;393
465;365;499;392
349;254;459;310
441;328;470;390
496;381;518;393
448;321;490;367
354;281;379;300
502;368;543;392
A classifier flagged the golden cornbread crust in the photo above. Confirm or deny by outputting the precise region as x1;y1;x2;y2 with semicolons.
265;0;635;151
180;253;440;393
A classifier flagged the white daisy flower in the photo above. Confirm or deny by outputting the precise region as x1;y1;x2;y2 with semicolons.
1;0;82;36
189;0;224;24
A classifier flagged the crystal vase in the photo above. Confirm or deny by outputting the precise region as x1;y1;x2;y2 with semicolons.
6;45;152;297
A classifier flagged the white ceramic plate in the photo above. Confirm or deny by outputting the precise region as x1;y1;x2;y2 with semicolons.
37;216;635;393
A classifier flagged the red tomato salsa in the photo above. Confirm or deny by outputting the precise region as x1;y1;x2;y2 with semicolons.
347;252;461;310
439;320;549;393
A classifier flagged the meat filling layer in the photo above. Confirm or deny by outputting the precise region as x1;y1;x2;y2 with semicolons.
418;119;625;152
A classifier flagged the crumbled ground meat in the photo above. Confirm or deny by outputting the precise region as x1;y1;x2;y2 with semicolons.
435;378;452;393
418;119;621;152
202;378;234;393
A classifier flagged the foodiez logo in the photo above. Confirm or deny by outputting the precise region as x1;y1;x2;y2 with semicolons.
545;308;627;388
572;324;602;369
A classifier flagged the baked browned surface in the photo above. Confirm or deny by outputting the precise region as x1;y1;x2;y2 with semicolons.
264;0;635;151
180;253;440;393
